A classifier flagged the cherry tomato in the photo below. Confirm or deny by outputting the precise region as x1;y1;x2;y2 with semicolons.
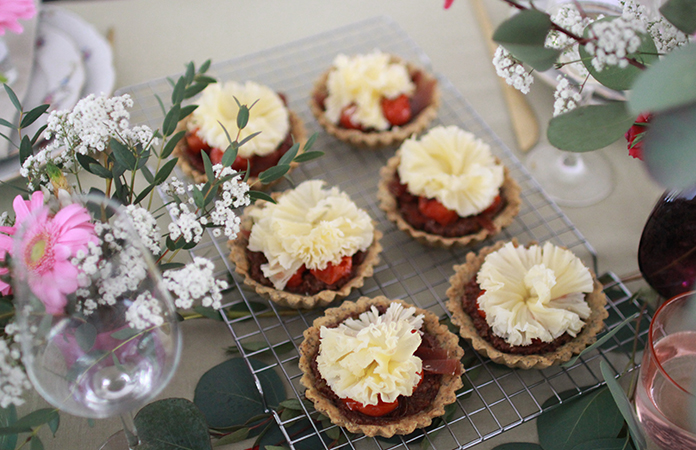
231;155;250;172
339;105;362;130
185;128;210;154
285;266;306;289
342;396;399;417
209;147;224;165
381;94;412;126
418;197;459;226
310;256;353;285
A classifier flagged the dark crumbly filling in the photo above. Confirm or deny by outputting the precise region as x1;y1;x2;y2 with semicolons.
388;174;506;238
462;278;573;355
245;242;366;295
310;327;443;425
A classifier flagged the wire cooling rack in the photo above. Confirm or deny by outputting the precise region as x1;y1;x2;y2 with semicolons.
118;16;649;450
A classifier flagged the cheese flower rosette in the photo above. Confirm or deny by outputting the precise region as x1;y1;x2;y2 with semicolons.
190;80;289;158
398;125;504;218
247;180;374;291
317;303;424;405
324;50;415;131
476;241;594;347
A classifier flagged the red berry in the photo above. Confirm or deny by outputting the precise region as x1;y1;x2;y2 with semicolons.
339;105;362;130
381;94;412;126
342;396;399;417
310;256;353;285
418;197;459;226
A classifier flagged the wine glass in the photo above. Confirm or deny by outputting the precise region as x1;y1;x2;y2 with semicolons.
11;193;182;449
635;291;696;449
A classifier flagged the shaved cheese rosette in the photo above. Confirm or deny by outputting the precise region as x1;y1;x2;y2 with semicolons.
317;303;424;405
398;126;504;217
191;81;289;157
324;50;415;131
247;180;374;290
476;242;593;346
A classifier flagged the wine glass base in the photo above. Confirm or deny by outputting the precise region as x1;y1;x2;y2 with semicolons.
526;145;614;207
99;430;130;450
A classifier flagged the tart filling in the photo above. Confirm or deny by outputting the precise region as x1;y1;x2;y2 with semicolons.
299;297;464;437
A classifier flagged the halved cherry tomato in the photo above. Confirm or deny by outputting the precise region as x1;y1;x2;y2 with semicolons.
342;396;399;417
481;195;502;216
186;128;210;154
285;266;306;289
381;94;412;126
231;155;250;172
339;105;362;130
418;197;459;226
209;147;224;165
310;256;352;285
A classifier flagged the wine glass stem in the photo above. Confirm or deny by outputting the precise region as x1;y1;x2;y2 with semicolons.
120;412;140;449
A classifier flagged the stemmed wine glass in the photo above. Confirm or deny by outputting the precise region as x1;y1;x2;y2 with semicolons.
11;193;182;449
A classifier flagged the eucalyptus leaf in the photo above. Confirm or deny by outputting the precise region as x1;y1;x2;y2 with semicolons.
193;306;223;321
30;124;47;146
171;76;187;106
19;104;50;129
133;185;155;205
110;326;140;340
110;138;137;170
303;132;318;151
293;151;324;163
227;301;267;315
162;103;182;137
162;130;186;158
0;118;15;130
570;437;634;450
278;143;299;166
135;398;212;450
259;165;291;184
19;135;32;166
13;409;59;430
89;163;113;179
237;104;250;130
238;130;262;148
198;59;211;74
185;83;209;99
221;144;238;167
141;165;154;183
641;102;696;189
76;153;100;173
214;427;249;446
179;104;198;120
47;410;59;437
201;150;214;184
548;102;635;152
193;358;286;430
248;190;275;203
185;61;195;85
75;322;97;353
3;84;20;112
537;387;624;450
660;0;696;33
0;405;17;450
629;43;696;114
493;9;560;71
600;361;646;450
29;436;43;450
154;159;178;185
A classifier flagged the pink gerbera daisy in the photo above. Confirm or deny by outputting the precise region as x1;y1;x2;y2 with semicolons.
0;0;36;35
14;192;95;314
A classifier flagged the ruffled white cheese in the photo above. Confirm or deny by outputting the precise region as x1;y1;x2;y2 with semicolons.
247;180;374;290
398;126;504;217
191;81;289;158
317;303;424;405
324;50;415;131
476;242;593;346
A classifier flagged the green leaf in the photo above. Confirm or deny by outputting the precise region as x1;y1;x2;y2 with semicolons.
562;312;640;368
171;76;187;106
600;361;646;450
47;413;59;437
201;150;214;183
642;102;696;189
660;0;696;34
257;418;328;450
185;61;195;85
292;151;324;163
133;185;155;205
214;427;249;446
629;43;696;114
237;104;250;130
248;190;275;204
238;130;261;148
258;164;290;184
29;436;43;450
198;59;212;74
158;262;185;271
579;18;658;92
75;323;97;353
0;405;17;450
278;143;299;166
76;153;100;173
193;358;286;429
193;306;223;321
221;143;239;167
13;409;59;430
110;327;140;340
153;159;178;185
89;163;113;179
19;104;50;129
141;165;154;183
492;444;544;450
3;84;20;112
110;138;137;170
19;135;32;165
303;132;318;152
0;118;15;130
161;130;186;159
547;102;635;152
493;10;560;71
31;125;48;146
135;398;212;450
570;438;634;450
538;387;624;450
185;83;209;99
162;103;181;137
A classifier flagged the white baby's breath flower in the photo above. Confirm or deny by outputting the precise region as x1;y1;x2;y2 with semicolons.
0;337;31;408
124;205;161;255
163;257;228;310
585;15;646;71
125;292;164;330
553;76;584;116
492;46;533;94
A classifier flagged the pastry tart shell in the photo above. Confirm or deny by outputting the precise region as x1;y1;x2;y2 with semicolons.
298;296;464;437
446;239;608;370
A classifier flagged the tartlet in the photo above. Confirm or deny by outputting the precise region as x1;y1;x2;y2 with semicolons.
228;180;382;309
446;240;608;369
309;50;440;149
377;126;521;248
174;80;307;187
299;296;464;437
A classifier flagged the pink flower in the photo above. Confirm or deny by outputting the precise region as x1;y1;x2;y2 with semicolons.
15;192;95;314
0;0;36;36
625;112;652;161
444;0;455;8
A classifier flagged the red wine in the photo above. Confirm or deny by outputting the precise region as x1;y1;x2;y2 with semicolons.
638;189;696;299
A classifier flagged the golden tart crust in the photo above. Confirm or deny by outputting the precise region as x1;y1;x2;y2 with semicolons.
446;240;608;370
173;110;307;188
228;192;382;309
309;55;440;149
299;296;464;437
377;153;522;248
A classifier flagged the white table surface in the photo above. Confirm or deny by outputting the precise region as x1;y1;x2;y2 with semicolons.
13;0;665;448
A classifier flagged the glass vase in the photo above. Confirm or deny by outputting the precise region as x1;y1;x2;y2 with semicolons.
0;36;17;85
638;186;696;298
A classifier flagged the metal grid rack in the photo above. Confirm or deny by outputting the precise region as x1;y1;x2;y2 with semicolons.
118;16;649;450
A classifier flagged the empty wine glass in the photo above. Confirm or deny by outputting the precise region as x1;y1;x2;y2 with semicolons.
11;193;182;449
